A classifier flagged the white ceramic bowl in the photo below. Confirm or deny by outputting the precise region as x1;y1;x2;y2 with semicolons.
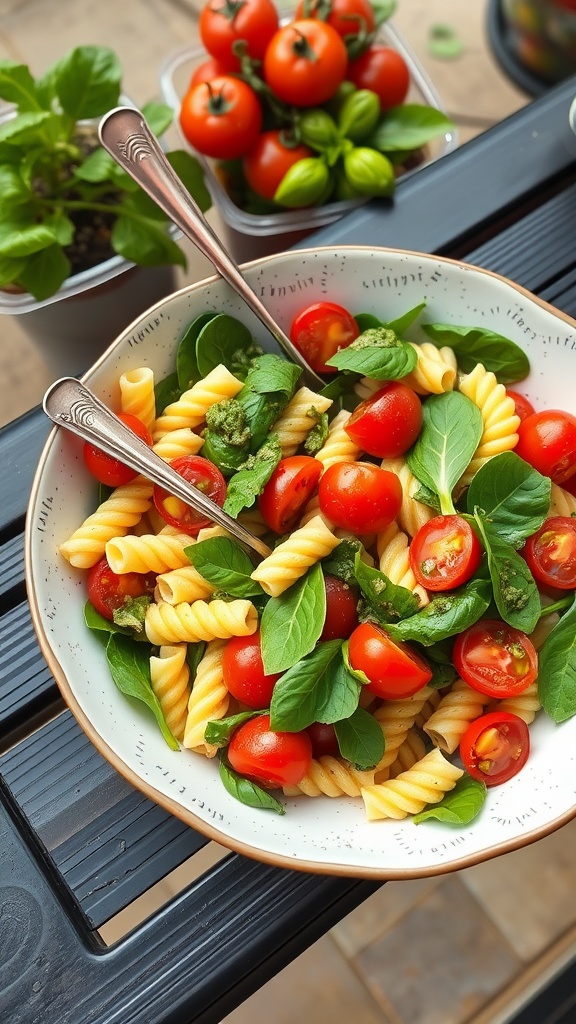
26;246;576;879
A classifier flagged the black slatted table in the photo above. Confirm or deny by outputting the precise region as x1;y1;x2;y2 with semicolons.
3;75;576;1024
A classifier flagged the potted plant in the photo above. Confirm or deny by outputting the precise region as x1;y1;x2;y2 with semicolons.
0;44;211;374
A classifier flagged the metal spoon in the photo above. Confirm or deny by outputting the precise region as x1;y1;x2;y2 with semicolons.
43;376;272;560
98;105;324;390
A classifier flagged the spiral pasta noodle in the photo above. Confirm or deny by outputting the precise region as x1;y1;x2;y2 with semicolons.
490;683;541;725
376;522;429;606
119;366;156;433
149;644;191;742
155;565;215;605
105;530;194;575
283;756;375;798
386;729;428;780
272;387;333;457
423;679;491;754
379;456;435;537
458;363;520;485
152;427;205;461
402;342;457;395
250;515;340;597
373;686;434;770
59;479;153;569
183;640;229;755
548;482;576;517
314;409;363;471
145;598;258;645
361;748;464;820
153;364;244;439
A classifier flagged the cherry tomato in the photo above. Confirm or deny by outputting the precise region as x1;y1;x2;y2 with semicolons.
263;20;348;107
506;389;535;423
348;622;432;699
179;76;262;160
409;514;483;592
222;632;282;709
523;516;576;589
453;620;538;699
515;409;576;484
83;413;152;487
290;300;360;375
320;574;359;640
258;455;322;534
153;455;227;536
460;711;530;786
318;461;402;534
345;382;422;458
227;714;312;787
87;557;155;621
243;130;313;201
305;721;339;758
199;0;279;68
346;45;410;110
296;0;376;39
190;55;235;87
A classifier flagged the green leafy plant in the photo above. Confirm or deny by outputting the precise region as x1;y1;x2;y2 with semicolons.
0;45;211;301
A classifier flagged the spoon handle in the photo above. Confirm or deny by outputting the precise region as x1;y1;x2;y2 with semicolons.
98;106;324;390
43;377;272;560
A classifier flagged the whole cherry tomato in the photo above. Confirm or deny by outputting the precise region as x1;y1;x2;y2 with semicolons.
242;130;313;201
522;516;576;589
290;300;359;374
153;455;227;536
295;0;376;39
258;455;322;534
460;711;530;786
199;0;279;68
452;620;538;699
318;461;402;534
87;557;155;621
263;20;348;107
348;622;432;699
305;721;339;758
346;45;410;110
227;713;312;787
515;409;576;484
506;389;536;423
345;381;422;458
190;55;235;87
179;76;262;160
222;632;282;709
320;574;359;640
409;514;483;592
83;413;152;487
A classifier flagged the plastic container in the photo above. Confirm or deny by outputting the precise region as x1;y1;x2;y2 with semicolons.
159;20;458;261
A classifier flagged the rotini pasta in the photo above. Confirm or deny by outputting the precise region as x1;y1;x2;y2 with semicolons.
402;342;457;395
183;640;229;755
145;598;258;645
361;748;464;820
153;364;244;440
272;387;333;457
379;456;435;537
423;679;491;754
250;515;340;597
373;686;434;770
314;409;363;471
149;644;191;742
376;522;429;606
105;530;195;575
59;478;153;568
283;756;375;798
458;363;520;485
119;367;156;433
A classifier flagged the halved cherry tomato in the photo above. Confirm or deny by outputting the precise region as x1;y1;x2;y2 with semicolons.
320;574;359;640
87;557;155;621
263;20;348;107
83;413;152;487
345;382;422;458
296;0;376;39
506;389;535;423
452;620;538;699
346;45;410;110
199;0;279;68
460;711;530;786
153;455;227;536
222;632;282;709
258;455;322;534
318;461;402;534
515;409;576;484
290;301;360;375
348;622;432;699
305;721;339;758
179;76;262;160
227;713;312;787
409;514;483;591
243;130;313;201
523;516;576;589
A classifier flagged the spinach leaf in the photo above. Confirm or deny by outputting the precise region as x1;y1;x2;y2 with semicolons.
473;513;541;633
223;434;282;517
261;563;326;674
354;552;420;623
237;387;288;452
334;707;385;770
218;754;285;814
413;776;487;825
176;312;216;390
326;327;418;379
538;594;576;722
84;600;132;637
406;391;483;515
412;482;442;513
185;536;263;598
195;313;257;378
186;641;206;678
154;372;180;415
354;302;426;337
204;710;258;748
388;573;492;645
105;633;179;750
422;323;530;384
322;539;364;584
466;452;551;547
245;353;301;396
269;640;358;731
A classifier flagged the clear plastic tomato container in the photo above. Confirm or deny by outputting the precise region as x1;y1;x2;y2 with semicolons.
159;20;458;260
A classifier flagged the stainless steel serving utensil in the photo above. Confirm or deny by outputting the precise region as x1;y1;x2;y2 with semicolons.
43;377;272;560
98;105;324;390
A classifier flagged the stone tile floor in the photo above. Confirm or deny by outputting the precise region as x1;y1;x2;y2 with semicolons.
3;1;575;1022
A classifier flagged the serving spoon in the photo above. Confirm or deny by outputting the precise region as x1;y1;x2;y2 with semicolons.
43;376;273;560
98;105;324;390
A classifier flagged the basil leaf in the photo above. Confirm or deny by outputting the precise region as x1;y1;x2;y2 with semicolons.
105;633;179;750
354;551;420;622
474;513;540;633
466;452;551;547
354;302;426;336
388;573;492;645
140;100;174;138
154;372;181;415
538;594;576;722
218;755;285;814
322;539;364;584
0;61;43;112
185;536;263;598
369;105;455;153
413;776;487;825
204;710;258;748
334;707;385;770
326;327;418;379
186;641;206;678
261;563;326;674
269;640;349;731
238;388;288;452
422;323;530;384
407;391;483;516
53;45;122;120
176;312;216;390
195;313;256;378
223;434;282;517
303;410;329;456
245;353;301;396
354;312;382;332
84;600;133;637
412;482;442;513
